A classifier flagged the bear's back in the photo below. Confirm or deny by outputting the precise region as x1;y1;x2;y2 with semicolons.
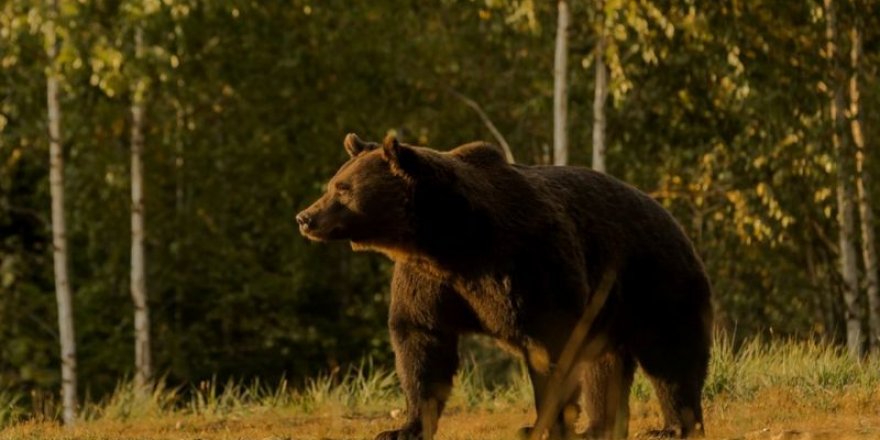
513;164;702;271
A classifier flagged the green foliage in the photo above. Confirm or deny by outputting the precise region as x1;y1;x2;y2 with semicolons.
89;379;180;421
3;0;880;419
0;390;25;429
295;361;400;414
451;355;532;410
700;334;880;403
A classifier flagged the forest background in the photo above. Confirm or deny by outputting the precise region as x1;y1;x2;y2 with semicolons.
2;0;880;424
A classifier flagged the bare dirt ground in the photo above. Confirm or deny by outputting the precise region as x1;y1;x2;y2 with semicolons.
4;389;879;440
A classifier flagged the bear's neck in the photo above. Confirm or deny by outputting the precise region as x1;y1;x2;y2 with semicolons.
411;183;496;260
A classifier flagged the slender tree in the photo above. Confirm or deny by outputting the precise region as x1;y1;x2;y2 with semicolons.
848;20;880;351
591;0;608;173
553;0;570;166
130;25;152;389
824;0;863;357
44;0;77;424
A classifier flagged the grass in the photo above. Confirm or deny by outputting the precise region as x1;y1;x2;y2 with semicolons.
2;335;880;439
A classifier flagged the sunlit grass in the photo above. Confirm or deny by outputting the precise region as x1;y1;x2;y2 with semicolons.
0;391;24;428
3;335;880;439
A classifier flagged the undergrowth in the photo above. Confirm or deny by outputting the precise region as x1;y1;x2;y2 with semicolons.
2;335;879;429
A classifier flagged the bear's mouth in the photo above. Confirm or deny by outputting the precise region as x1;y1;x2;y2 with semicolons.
300;230;325;242
299;225;328;242
300;224;347;242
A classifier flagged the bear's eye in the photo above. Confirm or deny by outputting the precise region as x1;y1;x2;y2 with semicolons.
335;182;352;194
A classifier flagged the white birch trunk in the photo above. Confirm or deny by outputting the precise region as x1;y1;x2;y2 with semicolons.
553;0;570;166
131;26;152;389
849;25;880;351
592;0;608;173
45;0;77;425
825;0;864;357
174;101;185;333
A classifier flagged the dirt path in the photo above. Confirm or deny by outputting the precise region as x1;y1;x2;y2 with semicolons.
4;390;880;440
4;410;879;440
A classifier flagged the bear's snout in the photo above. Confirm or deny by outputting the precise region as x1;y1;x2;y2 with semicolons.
295;211;314;231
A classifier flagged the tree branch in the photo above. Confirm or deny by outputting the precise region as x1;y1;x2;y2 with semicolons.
445;87;515;164
2;202;51;231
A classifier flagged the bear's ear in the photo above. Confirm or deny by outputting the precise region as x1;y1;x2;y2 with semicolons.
382;135;417;175
382;135;443;179
343;133;378;157
381;135;402;163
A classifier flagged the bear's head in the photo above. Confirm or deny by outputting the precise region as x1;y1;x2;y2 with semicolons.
297;133;508;260
296;134;426;251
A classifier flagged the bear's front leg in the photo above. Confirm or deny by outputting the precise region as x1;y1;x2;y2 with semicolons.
374;321;459;440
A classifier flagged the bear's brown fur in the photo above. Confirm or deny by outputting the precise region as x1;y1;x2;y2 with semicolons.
297;134;713;439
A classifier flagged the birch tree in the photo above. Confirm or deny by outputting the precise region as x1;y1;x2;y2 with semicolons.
591;0;608;173
824;0;863;357
848;20;880;351
44;0;78;424
553;0;570;166
130;25;152;389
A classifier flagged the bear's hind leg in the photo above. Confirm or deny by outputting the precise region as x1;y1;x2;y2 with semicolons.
635;322;709;438
638;339;708;439
582;350;636;440
645;373;705;438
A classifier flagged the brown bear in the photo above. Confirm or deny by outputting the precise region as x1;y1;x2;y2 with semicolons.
297;134;713;440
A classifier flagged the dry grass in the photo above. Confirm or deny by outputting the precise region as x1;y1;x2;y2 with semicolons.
4;398;879;440
2;336;880;439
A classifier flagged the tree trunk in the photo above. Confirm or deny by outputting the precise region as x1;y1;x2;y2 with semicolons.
174;100;185;340
553;0;570;166
592;0;608;173
45;0;77;425
825;0;863;357
131;25;152;390
849;24;880;351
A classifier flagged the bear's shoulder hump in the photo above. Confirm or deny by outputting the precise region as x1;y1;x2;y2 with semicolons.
450;142;507;167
